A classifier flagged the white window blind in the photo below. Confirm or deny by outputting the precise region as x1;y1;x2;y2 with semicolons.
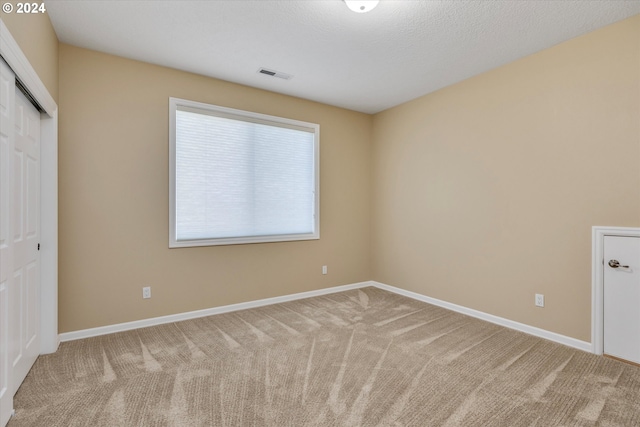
169;98;319;247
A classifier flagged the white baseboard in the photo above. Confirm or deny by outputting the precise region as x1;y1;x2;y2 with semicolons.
372;281;593;353
59;280;593;354
59;281;371;342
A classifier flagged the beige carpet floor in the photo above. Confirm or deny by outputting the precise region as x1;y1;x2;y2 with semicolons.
8;287;640;426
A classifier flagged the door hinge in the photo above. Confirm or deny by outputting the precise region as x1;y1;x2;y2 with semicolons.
37;243;40;251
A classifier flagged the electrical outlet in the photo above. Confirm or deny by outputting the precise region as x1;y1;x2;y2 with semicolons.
322;265;328;275
143;286;151;299
535;293;544;307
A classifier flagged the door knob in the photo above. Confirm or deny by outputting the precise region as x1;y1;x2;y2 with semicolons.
608;259;629;269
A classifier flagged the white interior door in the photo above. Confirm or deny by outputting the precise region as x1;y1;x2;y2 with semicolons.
0;57;42;427
0;57;15;427
604;235;640;364
10;81;41;393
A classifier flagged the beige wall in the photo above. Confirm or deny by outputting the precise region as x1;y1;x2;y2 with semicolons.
371;15;640;342
40;14;640;339
58;44;372;332
1;3;59;101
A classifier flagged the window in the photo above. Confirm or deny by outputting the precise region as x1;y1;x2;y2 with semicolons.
169;98;319;247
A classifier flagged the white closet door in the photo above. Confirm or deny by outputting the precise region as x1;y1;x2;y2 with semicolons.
0;57;42;427
0;58;16;427
10;81;41;394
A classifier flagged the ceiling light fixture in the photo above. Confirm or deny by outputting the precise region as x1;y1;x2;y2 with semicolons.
344;0;379;13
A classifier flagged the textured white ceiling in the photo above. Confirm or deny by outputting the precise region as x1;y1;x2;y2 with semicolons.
45;1;640;114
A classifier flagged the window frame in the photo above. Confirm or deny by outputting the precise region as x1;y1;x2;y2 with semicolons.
169;97;320;248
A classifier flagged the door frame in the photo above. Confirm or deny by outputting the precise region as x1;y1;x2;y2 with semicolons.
0;19;58;354
592;226;640;356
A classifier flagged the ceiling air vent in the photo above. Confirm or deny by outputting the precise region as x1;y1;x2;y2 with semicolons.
258;68;293;80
